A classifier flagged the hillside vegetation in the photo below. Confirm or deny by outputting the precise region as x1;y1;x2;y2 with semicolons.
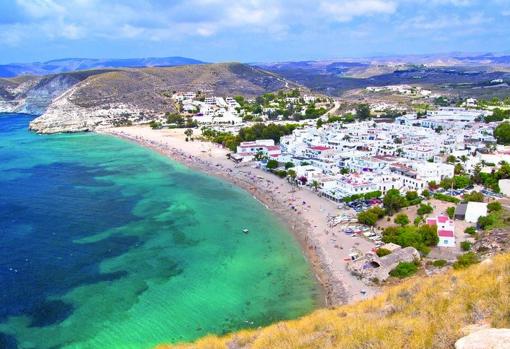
160;253;510;349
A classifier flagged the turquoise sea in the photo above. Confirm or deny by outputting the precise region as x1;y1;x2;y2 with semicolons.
0;114;319;349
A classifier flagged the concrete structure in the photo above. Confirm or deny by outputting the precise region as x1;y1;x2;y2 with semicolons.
427;215;455;248
465;202;488;224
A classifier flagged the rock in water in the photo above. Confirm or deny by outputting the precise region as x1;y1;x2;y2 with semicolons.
455;328;510;349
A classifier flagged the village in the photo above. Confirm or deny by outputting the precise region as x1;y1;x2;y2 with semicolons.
146;87;510;287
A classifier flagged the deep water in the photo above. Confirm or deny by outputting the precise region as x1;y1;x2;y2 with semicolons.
0;114;319;349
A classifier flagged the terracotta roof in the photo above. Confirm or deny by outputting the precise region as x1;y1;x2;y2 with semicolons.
437;215;449;223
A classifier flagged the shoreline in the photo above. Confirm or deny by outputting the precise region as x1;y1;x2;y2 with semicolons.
100;126;379;306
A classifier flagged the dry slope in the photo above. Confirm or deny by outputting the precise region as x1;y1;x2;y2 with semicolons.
160;254;510;349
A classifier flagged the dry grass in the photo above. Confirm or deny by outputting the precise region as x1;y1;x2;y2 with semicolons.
159;253;510;349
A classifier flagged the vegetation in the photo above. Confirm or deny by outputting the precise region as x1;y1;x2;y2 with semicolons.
266;159;278;170
453;252;479;269
485;108;510;123
394;213;410;226
382;224;438;255
376;248;392;257
357;206;385;226
149;120;163;129
432;259;447;268
494;122;510;145
446;207;455;219
464;227;476;235
433;193;460;204
202;123;299;151
343;190;381;203
167;253;510;349
389;261;419;279
417;203;433;216
463;191;484;203
461;241;472;251
488;201;502;213
383;189;407;215
355;104;371;120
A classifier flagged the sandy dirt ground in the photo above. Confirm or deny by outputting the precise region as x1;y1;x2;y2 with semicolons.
100;126;380;306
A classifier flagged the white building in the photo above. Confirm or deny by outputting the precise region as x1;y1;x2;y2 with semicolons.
427;215;455;248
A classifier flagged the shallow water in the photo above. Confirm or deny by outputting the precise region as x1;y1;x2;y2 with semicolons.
0;114;319;349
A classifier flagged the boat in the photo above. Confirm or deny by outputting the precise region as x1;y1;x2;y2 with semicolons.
242;228;249;234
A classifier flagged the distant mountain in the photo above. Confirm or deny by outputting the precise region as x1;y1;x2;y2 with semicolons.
0;57;205;77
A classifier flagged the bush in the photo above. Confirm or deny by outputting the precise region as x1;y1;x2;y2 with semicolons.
488;201;502;213
464;227;476;235
453;252;480;269
376;248;391;257
461;241;472;251
389;261;419;279
414;216;423;226
284;162;295;170
432;259;447;268
266;159;278;170
382;224;438;255
394;213;410;226
477;215;495;230
446;207;455;219
417;203;433;216
422;189;430;199
434;193;460;204
463;191;484;203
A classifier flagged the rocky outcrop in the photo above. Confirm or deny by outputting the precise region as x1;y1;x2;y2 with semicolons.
455;328;510;349
3;63;300;134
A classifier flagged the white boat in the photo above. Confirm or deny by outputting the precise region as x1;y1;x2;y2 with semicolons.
242;228;249;234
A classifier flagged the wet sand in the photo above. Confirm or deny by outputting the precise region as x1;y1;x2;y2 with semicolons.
100;126;379;306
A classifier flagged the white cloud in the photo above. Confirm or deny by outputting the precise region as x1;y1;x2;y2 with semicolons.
320;0;397;22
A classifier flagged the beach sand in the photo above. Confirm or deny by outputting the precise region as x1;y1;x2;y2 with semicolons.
100;126;379;306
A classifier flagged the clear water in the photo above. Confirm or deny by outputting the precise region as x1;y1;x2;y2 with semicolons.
0;114;319;349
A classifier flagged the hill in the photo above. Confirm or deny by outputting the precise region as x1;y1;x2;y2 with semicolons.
0;56;204;78
0;63;299;133
161;253;510;349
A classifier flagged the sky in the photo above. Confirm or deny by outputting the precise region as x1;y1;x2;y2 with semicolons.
0;0;509;64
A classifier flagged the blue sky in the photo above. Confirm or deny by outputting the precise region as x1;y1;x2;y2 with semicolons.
0;0;509;64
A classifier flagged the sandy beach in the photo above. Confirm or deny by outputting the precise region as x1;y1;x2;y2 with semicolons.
100;126;379;306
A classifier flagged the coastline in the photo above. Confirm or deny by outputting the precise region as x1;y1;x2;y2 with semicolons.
99;126;379;306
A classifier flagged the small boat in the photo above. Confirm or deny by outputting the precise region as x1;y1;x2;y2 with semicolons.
242;228;249;234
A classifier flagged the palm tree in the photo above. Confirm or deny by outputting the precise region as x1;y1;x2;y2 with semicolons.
287;169;297;185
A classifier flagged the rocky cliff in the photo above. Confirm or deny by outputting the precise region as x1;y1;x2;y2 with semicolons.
0;63;297;133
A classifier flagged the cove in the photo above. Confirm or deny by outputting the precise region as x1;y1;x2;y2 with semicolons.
0;114;319;349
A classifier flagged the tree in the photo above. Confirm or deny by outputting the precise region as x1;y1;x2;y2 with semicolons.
453;175;471;189
419;224;439;246
383;189;407;215
395;213;410;226
149;120;162;129
311;180;320;191
494;122;510;145
266;159;278;170
477;215;494;230
454;163;465;175
446;155;456;164
446;206;455;219
287;169;297;184
390;261;418;279
316;118;324;128
464;226;476;235
357;210;378;226
355;104;371;120
422;189;430;199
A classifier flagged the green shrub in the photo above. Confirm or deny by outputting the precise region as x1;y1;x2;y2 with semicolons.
376;248;392;257
432;259;447;268
464;227;476;235
453;252;480;269
414;216;423;226
422;189;430;199
394;213;410;226
461;241;472;251
463;191;484;203
434;193;460;204
488;201;502;213
446;207;455;219
417;203;433;216
389;261;419;279
478;215;495;230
